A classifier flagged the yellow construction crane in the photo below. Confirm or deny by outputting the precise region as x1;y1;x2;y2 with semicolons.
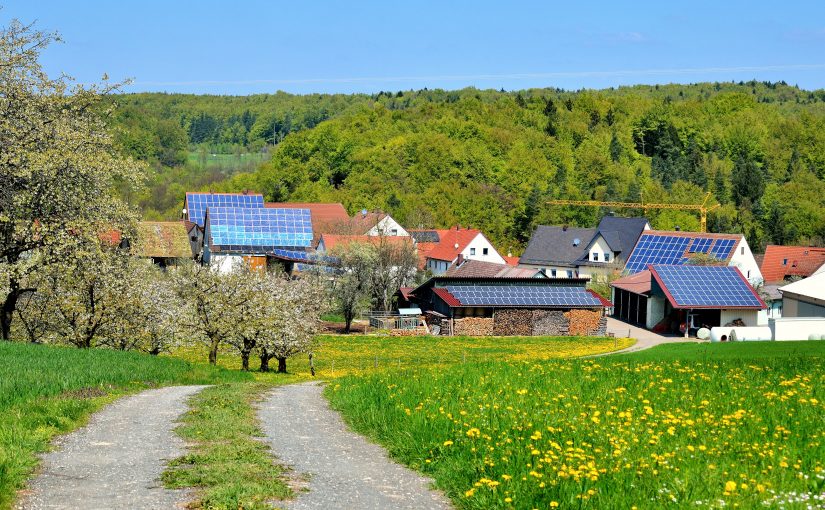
547;192;720;233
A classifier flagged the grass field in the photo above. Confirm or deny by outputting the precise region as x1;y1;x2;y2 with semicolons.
172;334;636;377
0;342;249;510
326;341;825;509
187;151;268;170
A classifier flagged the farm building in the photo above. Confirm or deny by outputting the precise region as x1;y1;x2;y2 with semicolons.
611;265;766;334
133;221;193;267
409;227;506;274
202;206;315;273
623;230;763;285
518;216;650;281
407;276;611;336
759;245;825;284
778;272;825;318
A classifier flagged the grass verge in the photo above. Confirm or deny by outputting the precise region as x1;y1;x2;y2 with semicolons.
326;341;825;509
0;341;248;510
163;383;293;509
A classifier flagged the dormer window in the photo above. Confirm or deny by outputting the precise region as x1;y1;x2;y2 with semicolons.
604;253;611;262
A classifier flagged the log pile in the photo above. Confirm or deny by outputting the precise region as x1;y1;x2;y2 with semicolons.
389;326;429;337
531;310;569;336
564;309;604;336
454;317;494;336
493;309;533;336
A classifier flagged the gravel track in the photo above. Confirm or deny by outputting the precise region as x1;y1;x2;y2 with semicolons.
258;382;451;510
16;385;206;510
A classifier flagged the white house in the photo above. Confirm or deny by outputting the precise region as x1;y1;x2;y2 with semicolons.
350;210;409;237
418;227;506;275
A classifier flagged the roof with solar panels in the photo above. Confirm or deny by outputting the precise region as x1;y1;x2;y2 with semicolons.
410;275;612;309
623;230;744;274
648;265;765;310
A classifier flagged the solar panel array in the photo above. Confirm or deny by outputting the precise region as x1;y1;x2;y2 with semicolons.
445;285;603;307
624;234;739;274
652;265;762;308
207;207;313;251
185;193;264;227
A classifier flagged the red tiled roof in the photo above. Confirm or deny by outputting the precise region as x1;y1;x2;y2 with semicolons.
427;229;482;262
611;270;652;295
503;255;520;266
415;241;437;270
432;287;462;307
348;211;388;234
760;245;825;284
398;287;414;300
319;234;412;252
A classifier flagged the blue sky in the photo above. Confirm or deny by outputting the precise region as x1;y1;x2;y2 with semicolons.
4;1;825;95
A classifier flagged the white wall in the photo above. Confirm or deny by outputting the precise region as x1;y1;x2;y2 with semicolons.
366;216;409;237
211;254;244;274
426;258;451;275
587;235;614;263
462;234;506;264
720;309;760;327
769;317;825;341
729;237;763;285
516;263;579;278
647;297;666;329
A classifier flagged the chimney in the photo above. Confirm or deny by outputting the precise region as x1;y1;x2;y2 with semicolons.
242;189;249;195
675;225;681;232
456;254;464;266
456;224;461;230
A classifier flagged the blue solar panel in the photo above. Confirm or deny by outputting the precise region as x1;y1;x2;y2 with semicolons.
207;207;313;251
445;285;603;307
185;193;264;227
652;265;762;308
625;234;739;274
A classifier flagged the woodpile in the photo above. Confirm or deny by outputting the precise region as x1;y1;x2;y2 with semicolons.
454;317;493;336
564;309;604;336
532;310;569;336
389;326;429;337
493;309;532;336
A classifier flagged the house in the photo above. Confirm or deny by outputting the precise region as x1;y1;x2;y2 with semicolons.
407;275;611;336
202;206;314;273
778;272;825;318
133;221;193;267
411;227;506;275
759;245;825;284
182;192;266;259
444;259;546;279
518;216;650;280
348;210;409;237
611;265;765;333
622;230;763;285
265;202;350;241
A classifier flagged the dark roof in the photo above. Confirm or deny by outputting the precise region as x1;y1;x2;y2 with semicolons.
431;285;611;309
411;275;591;298
520;216;649;267
596;216;649;254
409;230;441;243
519;226;596;266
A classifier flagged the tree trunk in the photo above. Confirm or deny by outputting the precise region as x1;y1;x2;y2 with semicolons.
1;283;21;341
208;337;220;365
259;353;270;372
277;356;287;373
241;351;250;371
344;316;352;334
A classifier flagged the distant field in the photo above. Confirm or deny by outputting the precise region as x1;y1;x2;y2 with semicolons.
0;342;249;510
172;334;636;377
327;341;825;509
186;151;268;170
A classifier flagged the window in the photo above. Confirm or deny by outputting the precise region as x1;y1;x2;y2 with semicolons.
604;253;611;262
551;269;557;277
783;258;788;266
483;248;489;255
470;248;476;255
391;229;398;236
741;247;745;255
747;270;751;278
593;252;599;261
566;270;573;278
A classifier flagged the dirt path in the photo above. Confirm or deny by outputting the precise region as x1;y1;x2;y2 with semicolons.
258;382;450;510
603;317;701;355
16;385;206;510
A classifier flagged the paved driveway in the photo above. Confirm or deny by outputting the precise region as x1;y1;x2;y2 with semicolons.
605;317;701;354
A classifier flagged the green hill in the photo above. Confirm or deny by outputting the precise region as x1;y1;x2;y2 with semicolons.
113;83;825;251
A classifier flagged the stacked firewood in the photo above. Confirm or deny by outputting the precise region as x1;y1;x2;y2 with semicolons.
564;309;603;336
532;310;569;336
453;317;494;336
493;309;533;336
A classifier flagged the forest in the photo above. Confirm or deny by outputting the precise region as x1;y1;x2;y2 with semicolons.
110;82;825;252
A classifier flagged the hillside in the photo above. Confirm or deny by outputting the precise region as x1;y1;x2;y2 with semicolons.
113;83;825;251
